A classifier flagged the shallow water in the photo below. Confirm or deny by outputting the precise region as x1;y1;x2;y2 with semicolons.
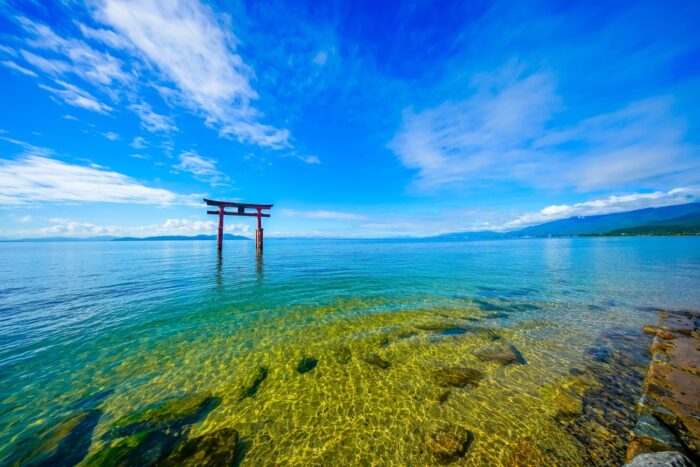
1;237;699;465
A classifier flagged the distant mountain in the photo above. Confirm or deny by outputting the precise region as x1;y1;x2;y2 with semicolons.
1;234;251;243
112;234;251;241
436;202;700;239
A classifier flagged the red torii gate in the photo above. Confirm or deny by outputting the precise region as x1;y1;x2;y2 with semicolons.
204;198;273;253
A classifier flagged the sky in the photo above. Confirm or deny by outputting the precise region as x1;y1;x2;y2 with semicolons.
0;0;699;238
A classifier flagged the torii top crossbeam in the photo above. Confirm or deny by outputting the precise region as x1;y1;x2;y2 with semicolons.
204;198;273;252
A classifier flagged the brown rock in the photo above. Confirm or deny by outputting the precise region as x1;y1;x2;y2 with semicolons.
426;424;473;464
508;438;551;467
555;386;583;419
432;367;484;388
475;345;526;366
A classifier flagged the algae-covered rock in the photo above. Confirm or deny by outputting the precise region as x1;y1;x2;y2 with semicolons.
432;367;484;388
333;345;352;364
164;428;239;466
108;393;220;439
8;409;101;467
85;429;180;466
296;356;318;374
437;391;451;404
364;352;391;369
476;345;526;366
554;386;583;419
508;437;553;466
426;424;473;464
239;366;268;400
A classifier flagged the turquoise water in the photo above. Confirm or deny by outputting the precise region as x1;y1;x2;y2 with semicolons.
1;237;699;465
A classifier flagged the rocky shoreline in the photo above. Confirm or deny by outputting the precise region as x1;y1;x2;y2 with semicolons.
625;309;699;465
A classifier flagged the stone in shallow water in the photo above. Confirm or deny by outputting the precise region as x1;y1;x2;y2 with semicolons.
296;357;318;374
108;393;221;439
86;429;180;466
239;366;268;400
333;345;352;364
416;323;471;333
554;386;584;419
432;367;484;388
624;451;693;466
437;391;451;404
475;345;527;366
164;428;239;466
9;409;102;466
364;352;391;369
508;437;552;466
426;424;473;464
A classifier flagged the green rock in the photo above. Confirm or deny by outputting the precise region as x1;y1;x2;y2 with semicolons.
85;429;180;467
296;357;318;374
164;428;239;466
554;386;583;419
432;367;484;388
8;409;101;467
364;352;391;369
108;393;220;438
426;424;473;464
333;345;352;364
239;366;268;400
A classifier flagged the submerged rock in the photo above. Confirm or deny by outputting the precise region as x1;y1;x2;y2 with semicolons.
364;352;391;369
164;428;239;466
554;386;584;419
624;451;693;466
417;323;471;333
8;409;102;467
432;367;484;388
239;366;268;400
484;312;510;320
437;391;451;404
508;438;552;466
475;345;526;366
86;429;180;466
426;424;473;464
296;357;318;374
108;393;220;439
333;345;352;364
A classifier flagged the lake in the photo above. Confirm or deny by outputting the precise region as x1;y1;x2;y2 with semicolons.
1;237;699;465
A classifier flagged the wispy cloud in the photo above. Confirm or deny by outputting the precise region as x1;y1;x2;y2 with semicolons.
0;152;196;205
103;131;120;141
501;186;700;230
129;103;177;133
388;64;699;193
172;151;229;187
38;79;112;113
92;0;290;148
1;59;38;77
5;217;252;238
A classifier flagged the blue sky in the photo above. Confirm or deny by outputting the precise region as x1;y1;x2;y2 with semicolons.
1;0;699;238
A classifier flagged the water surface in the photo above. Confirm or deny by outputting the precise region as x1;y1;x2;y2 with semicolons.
1;237;699;465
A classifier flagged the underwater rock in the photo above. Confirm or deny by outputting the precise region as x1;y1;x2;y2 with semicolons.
426;424;473;464
437;391;451;404
397;330;419;340
416;323;470;333
333;345;352;364
364;352;391;369
108;393;221;439
86;429;180;466
554;386;584;419
624;451;693;466
239;366;268;400
475;345;526;366
432;367;484;388
164;428;239;466
507;438;552;466
484;312;510;320
8;409;102;467
296;356;318;374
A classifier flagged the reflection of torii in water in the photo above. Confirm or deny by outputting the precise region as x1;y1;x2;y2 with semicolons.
204;198;273;253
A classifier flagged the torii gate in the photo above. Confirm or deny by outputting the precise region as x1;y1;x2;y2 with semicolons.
204;198;273;253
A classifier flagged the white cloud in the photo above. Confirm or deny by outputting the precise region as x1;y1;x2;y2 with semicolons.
103;131;120;141
2;59;38;77
130;136;147;149
173;151;229;186
279;209;367;221
129;103;177;133
0;154;196;205
312;51;328;66
7;217;252;238
388;65;698;192
39;79;112;113
501;186;700;230
93;0;290;148
62;114;78;120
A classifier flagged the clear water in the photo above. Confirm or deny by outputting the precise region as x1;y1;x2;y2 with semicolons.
1;237;699;465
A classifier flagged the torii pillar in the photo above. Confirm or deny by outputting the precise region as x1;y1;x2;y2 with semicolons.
204;198;273;253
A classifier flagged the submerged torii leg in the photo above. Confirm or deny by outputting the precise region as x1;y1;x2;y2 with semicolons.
217;205;224;251
255;208;263;253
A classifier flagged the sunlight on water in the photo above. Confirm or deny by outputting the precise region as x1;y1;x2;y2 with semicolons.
0;237;699;465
